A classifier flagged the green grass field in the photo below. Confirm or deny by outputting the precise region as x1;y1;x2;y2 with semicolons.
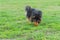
0;0;60;40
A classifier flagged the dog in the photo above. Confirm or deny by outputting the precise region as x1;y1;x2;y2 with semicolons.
25;6;42;26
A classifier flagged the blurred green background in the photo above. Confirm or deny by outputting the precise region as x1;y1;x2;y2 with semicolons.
0;0;60;40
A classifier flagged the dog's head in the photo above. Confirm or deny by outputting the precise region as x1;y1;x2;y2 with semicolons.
25;6;32;12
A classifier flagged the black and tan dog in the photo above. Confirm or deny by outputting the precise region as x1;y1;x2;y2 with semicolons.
25;6;42;26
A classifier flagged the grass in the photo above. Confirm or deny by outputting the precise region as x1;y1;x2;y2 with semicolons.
0;0;60;40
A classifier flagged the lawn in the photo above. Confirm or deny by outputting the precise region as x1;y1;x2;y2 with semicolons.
0;0;60;40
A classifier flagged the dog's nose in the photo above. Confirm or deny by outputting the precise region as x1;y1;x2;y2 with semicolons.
34;22;38;26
